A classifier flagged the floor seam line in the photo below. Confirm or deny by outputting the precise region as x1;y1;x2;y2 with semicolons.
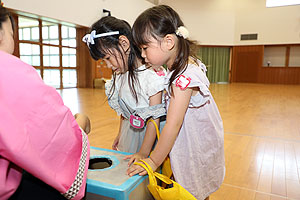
224;132;300;143
222;183;294;199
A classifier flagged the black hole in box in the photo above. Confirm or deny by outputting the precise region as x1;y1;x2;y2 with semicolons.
89;158;113;169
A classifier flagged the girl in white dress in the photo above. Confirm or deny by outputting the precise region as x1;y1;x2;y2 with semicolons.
127;5;225;200
83;16;166;156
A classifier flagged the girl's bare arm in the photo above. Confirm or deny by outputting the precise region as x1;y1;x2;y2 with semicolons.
127;85;193;176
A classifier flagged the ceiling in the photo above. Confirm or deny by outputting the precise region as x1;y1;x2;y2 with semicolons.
145;0;160;5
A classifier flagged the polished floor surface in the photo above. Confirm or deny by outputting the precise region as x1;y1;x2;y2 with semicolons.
58;83;300;200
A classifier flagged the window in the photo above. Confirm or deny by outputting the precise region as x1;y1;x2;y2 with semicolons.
263;46;286;67
63;69;77;87
289;46;300;67
42;22;59;45
44;69;61;88
62;47;76;67
19;43;40;66
263;45;300;67
18;17;40;67
62;26;76;48
18;16;77;88
43;46;60;67
18;17;39;42
266;0;300;7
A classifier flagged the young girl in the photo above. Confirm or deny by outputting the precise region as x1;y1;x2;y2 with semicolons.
83;16;166;155
127;5;225;200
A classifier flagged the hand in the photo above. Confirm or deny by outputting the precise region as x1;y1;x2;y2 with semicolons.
112;135;120;150
124;152;147;167
126;157;158;177
74;113;91;134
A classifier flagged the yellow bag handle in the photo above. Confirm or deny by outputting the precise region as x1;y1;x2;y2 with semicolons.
153;171;173;185
147;118;173;179
134;160;158;186
147;118;160;139
135;160;197;200
135;160;173;185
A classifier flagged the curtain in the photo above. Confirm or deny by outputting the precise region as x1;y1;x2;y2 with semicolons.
197;47;230;83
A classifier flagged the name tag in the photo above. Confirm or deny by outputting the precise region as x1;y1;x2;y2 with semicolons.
155;70;165;76
175;75;191;90
154;68;165;76
130;115;145;129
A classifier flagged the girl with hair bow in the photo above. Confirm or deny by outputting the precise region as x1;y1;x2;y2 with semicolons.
127;5;225;200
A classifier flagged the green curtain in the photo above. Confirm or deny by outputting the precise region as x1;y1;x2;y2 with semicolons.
197;47;230;83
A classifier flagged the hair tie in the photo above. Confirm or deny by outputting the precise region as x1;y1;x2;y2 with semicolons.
175;26;189;39
82;30;119;46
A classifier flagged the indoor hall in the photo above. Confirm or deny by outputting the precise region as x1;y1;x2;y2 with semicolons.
58;83;300;200
2;0;300;199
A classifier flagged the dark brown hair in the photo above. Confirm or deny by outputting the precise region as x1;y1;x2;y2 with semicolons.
0;1;14;31
132;5;198;95
87;16;143;102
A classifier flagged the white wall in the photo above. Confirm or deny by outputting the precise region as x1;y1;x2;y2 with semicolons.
234;0;300;45
161;0;300;45
5;0;154;27
5;0;300;45
161;0;236;45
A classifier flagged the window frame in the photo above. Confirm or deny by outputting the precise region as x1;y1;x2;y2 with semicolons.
13;14;78;89
262;44;300;68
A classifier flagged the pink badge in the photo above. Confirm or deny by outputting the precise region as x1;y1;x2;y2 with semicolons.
130;115;145;129
175;75;191;90
154;69;165;76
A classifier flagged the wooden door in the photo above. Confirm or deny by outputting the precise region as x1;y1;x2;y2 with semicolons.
232;46;263;83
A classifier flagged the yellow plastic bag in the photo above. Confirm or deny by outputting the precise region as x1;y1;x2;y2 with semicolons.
135;160;197;200
147;119;172;178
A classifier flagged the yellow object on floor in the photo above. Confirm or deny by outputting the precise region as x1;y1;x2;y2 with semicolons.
135;160;197;200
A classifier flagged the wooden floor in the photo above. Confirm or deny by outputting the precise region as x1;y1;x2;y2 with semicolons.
58;83;300;200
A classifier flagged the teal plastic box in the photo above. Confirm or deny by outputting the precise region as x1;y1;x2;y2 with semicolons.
86;147;153;200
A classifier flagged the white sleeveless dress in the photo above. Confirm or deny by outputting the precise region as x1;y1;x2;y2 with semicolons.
165;60;225;200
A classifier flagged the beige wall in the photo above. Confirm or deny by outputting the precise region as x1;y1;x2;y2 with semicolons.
5;0;300;45
161;0;300;45
234;0;300;45
5;0;154;27
161;0;236;45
